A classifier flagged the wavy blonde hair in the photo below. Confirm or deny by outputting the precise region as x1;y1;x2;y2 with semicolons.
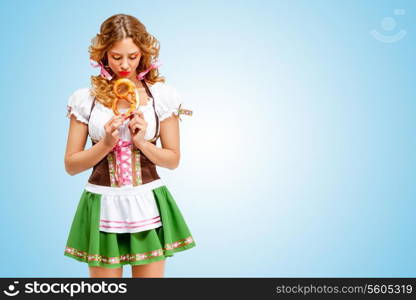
89;14;165;107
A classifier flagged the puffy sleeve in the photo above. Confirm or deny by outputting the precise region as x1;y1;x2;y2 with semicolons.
154;83;184;122
66;88;94;124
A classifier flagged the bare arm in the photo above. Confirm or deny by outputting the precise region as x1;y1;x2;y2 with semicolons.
64;115;122;175
135;114;181;170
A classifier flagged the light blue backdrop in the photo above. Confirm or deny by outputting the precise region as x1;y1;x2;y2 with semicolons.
0;0;414;277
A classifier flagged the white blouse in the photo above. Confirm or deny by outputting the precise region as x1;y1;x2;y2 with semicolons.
66;81;183;143
66;81;184;234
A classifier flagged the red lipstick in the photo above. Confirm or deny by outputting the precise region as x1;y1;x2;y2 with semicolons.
119;71;131;77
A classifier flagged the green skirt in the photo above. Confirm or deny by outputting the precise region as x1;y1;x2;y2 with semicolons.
64;185;196;269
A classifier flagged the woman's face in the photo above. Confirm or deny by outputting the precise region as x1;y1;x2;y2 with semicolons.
106;37;141;81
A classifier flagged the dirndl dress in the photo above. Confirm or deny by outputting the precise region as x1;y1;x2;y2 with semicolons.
64;80;196;269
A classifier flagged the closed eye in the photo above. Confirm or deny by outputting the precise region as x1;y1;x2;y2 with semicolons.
113;56;138;60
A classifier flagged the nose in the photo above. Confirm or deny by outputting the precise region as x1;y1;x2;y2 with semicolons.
120;58;130;70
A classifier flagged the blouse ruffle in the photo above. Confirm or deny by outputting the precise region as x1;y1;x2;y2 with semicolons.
151;82;183;121
66;88;94;124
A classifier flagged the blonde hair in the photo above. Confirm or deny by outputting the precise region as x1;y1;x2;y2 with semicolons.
89;14;165;107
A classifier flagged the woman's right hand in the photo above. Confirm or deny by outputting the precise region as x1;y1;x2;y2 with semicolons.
103;115;124;149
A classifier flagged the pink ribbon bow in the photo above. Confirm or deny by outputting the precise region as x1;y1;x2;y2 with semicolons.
90;59;113;81
136;61;162;80
112;139;133;186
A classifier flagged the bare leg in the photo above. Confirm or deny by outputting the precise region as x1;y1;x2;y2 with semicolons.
89;266;123;278
131;259;166;278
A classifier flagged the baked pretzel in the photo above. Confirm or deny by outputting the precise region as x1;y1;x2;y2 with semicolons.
112;78;137;117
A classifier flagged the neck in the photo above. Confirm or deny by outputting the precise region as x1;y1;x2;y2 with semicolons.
130;76;144;89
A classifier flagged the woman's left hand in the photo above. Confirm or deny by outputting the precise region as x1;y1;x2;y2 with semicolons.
128;110;147;149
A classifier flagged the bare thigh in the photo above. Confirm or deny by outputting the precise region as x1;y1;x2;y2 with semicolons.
131;259;166;278
89;266;123;278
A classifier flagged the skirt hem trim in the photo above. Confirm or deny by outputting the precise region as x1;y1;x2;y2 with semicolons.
64;240;196;268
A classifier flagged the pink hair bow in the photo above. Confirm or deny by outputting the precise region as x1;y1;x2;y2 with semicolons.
90;59;113;81
112;139;133;186
137;61;162;80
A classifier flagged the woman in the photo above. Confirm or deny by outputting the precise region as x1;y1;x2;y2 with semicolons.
64;14;196;278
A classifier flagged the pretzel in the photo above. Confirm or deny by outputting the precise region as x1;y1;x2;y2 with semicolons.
112;78;137;117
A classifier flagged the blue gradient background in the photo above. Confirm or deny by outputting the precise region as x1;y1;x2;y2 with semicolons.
0;0;414;277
